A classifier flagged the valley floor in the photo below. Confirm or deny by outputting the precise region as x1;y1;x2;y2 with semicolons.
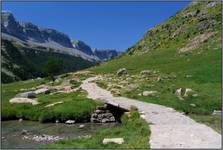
1;72;150;149
81;76;221;149
1;71;221;149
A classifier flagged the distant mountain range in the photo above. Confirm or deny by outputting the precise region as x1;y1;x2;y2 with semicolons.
1;11;120;83
72;40;120;61
1;11;120;62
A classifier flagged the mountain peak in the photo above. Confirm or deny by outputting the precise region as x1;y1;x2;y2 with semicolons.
72;40;93;56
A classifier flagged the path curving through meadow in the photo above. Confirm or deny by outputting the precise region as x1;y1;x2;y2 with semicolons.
81;76;221;149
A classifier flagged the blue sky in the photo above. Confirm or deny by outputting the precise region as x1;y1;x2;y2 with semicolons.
3;1;191;51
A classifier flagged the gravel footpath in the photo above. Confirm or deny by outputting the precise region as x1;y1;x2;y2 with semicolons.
81;77;221;149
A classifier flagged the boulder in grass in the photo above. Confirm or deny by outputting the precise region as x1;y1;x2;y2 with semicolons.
16;91;36;98
103;138;124;145
142;91;157;96
116;68;128;76
140;70;152;77
69;79;80;85
34;88;50;94
190;103;196;107
184;88;195;97
9;97;39;105
175;88;196;99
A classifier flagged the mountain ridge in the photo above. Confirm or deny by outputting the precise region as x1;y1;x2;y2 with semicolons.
1;11;119;61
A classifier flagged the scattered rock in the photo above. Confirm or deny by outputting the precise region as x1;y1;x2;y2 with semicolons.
110;88;121;95
34;88;50;94
142;91;157;96
36;77;42;80
95;109;105;114
175;88;184;100
190;103;196;107
175;88;196;99
184;88;195;97
21;129;28;135
140;114;146;119
179;32;216;53
175;88;183;97
101;118;109;123
9;98;39;105
32;134;63;142
22;136;29;140
110;116;116;122
15;91;36;99
212;110;221;116
186;75;192;78
207;1;218;8
91;107;116;123
124;84;138;92
69;79;80;84
54;78;61;83
96;105;107;110
78;135;92;139
103;138;124;145
140;70;152;77
45;101;63;108
120;80;128;84
183;11;197;18
36;84;47;89
192;93;198;97
65;120;75;124
157;76;162;82
116;68;128;76
79;124;85;128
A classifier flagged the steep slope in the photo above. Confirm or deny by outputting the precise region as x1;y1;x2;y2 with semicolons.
127;1;221;55
1;39;95;83
92;1;221;76
90;0;221;128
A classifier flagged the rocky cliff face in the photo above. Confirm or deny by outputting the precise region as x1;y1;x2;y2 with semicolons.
2;11;73;48
72;40;120;61
72;40;94;56
92;49;119;61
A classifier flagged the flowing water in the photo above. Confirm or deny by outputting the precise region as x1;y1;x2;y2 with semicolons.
1;120;117;149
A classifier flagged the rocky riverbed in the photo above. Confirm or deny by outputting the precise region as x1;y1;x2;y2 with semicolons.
2;120;118;149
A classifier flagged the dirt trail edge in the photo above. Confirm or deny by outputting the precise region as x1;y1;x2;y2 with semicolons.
81;76;221;149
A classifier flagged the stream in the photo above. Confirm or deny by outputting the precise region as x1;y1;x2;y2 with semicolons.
1;120;117;149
